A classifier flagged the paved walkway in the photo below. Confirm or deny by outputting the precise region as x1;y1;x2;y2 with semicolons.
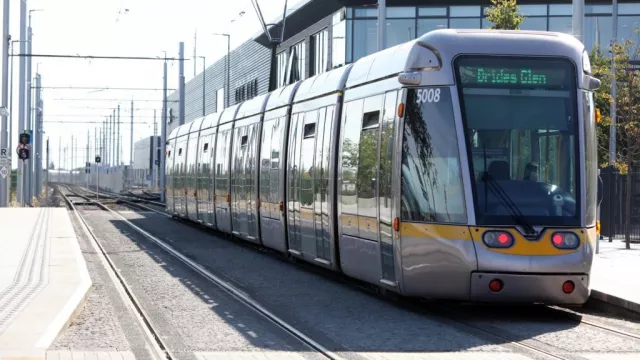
590;237;640;312
0;208;91;360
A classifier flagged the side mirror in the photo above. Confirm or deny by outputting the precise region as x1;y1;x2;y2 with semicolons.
588;76;601;91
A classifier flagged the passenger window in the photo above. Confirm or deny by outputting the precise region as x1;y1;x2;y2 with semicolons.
304;123;316;138
341;100;364;210
401;88;466;223
357;95;383;240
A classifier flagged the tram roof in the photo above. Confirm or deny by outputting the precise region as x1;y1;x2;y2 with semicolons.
265;82;301;112
200;112;223;131
420;29;585;61
236;93;271;120
218;104;241;125
345;29;586;90
293;64;353;104
168;127;180;140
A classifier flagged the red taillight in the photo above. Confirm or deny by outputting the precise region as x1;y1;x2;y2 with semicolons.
489;279;503;292
482;231;514;248
562;281;575;294
497;233;510;245
552;233;564;246
551;232;580;249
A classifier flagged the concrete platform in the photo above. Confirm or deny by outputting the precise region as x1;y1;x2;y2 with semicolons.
590;238;640;313
0;208;92;360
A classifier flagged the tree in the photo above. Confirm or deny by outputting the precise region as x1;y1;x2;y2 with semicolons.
485;0;524;30
591;40;640;249
48;161;55;170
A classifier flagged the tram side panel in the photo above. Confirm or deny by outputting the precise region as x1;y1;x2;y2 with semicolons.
337;91;391;286
230;117;262;244
397;87;478;300
258;110;289;252
214;123;233;234
197;129;217;227
165;139;176;214
186;132;200;221
285;99;342;270
174;136;189;217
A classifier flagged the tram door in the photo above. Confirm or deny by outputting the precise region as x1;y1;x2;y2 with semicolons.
339;90;398;285
287;106;334;266
230;120;261;243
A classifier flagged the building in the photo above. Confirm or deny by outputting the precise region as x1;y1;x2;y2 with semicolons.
132;136;161;188
166;0;640;132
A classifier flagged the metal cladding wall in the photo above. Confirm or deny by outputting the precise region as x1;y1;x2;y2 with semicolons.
167;40;272;134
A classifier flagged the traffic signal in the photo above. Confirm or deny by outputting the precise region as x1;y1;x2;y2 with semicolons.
19;132;30;145
18;148;29;160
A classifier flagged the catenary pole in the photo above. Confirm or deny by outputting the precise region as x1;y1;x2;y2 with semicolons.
17;0;26;204
160;55;167;202
0;0;10;207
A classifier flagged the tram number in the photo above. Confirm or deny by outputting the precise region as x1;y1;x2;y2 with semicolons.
416;88;441;103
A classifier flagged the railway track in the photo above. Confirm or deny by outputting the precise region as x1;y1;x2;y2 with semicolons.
63;184;640;360
57;185;340;360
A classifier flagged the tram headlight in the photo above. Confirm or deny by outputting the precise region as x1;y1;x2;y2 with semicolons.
482;231;514;248
550;232;580;250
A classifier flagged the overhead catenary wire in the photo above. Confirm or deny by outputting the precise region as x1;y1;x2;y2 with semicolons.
51;98;177;102
35;86;176;91
10;53;189;61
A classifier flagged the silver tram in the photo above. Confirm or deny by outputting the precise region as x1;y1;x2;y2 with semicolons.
165;29;601;304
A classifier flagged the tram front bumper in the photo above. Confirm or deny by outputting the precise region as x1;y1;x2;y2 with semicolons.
470;272;590;304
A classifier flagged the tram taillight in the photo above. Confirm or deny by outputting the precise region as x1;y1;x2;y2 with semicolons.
550;232;580;250
482;231;514;248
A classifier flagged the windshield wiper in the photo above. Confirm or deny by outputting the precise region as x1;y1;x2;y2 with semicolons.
479;145;536;236
482;172;537;236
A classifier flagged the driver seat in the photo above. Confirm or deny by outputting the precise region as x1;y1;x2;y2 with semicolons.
487;160;510;180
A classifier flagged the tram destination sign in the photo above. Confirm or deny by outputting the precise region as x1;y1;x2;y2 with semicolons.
460;66;567;87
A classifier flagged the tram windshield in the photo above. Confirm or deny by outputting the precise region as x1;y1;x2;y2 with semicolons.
455;56;580;227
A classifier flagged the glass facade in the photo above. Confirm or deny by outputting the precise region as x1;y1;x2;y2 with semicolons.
311;28;329;76
345;3;640;63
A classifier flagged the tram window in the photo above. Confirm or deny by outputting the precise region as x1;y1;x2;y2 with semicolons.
362;111;379;129
340;99;364;236
357;96;383;240
401;88;466;223
304;123;316;138
455;55;579;226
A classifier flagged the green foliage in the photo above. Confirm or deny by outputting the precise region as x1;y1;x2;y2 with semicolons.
485;0;524;30
589;40;640;173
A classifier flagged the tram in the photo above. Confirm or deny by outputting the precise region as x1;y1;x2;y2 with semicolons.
165;29;601;304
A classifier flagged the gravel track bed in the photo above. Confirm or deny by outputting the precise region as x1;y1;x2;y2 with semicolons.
49;195;156;360
78;208;324;359
117;208;640;358
113;210;557;359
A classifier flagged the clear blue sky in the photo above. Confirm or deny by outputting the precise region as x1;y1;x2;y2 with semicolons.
0;0;301;170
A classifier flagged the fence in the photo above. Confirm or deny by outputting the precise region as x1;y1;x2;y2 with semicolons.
600;167;640;242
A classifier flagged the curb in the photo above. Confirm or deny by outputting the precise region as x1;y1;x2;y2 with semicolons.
36;210;94;350
589;289;640;315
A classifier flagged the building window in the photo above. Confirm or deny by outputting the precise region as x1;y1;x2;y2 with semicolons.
287;41;306;84
217;88;224;112
311;29;329;76
275;51;287;88
332;10;347;68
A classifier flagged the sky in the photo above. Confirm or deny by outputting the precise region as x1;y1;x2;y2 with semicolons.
0;0;301;170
